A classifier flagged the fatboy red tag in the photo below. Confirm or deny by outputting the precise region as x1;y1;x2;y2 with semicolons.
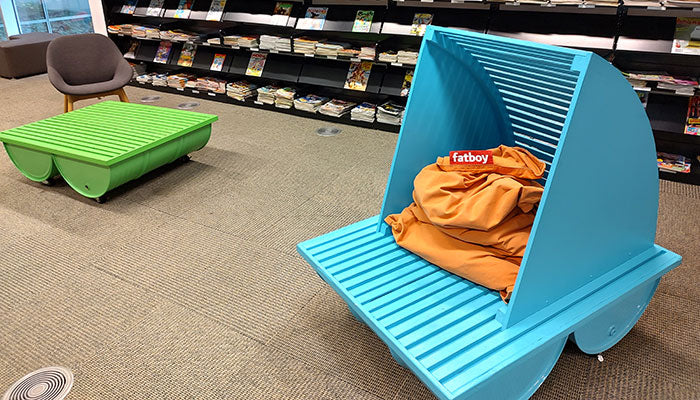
449;150;494;165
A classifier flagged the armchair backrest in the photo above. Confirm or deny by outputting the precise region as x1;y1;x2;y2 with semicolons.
47;34;125;86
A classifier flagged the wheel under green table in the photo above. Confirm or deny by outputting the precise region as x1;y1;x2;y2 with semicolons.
0;101;218;201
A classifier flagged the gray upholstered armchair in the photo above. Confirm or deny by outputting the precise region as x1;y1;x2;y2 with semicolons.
47;34;132;112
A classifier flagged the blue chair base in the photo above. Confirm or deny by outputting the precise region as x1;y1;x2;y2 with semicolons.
298;216;681;400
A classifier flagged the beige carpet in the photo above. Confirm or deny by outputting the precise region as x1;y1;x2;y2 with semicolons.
0;75;698;400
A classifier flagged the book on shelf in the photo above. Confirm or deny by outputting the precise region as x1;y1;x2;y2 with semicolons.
153;41;173;63
344;61;372;92
685;96;700;135
351;102;377;123
352;10;374;33
319;99;357;118
246;53;267;77
210;53;226;71
401;70;414;97
257;85;280;105
177;42;197;67
657;152;691;173
377;101;405;125
146;0;165;17
671;18;700;55
410;13;433;36
665;0;700;6
226;81;258;101
174;0;193;18
275;87;296;109
271;2;293;25
294;94;329;113
298;7;328;31
124;40;139;59
206;0;227;21
121;0;137;14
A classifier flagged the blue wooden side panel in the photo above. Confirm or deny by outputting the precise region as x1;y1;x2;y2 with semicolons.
504;54;662;327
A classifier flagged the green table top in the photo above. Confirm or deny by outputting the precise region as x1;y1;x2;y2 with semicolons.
0;101;218;166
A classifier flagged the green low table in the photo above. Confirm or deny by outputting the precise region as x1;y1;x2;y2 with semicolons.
0;101;217;201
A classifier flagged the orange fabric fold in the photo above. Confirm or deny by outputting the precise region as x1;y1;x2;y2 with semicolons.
385;145;545;301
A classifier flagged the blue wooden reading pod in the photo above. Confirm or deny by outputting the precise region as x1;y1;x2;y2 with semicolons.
297;26;682;400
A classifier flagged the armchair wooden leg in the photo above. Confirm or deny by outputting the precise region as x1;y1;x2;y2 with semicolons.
65;95;74;113
117;88;129;103
64;96;68;113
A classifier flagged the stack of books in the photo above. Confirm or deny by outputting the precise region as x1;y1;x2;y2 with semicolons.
360;46;376;60
275;37;292;52
223;35;241;47
377;101;405;125
338;48;361;58
294;37;319;55
136;72;158;84
107;24;132;34
657;152;691;173
260;35;279;50
316;42;349;57
257;85;280;104
145;27;161;39
378;50;398;63
152;74;168;87
226;81;258;101
131;25;149;38
166;73;196;89
294;94;329;113
275;87;296;109
238;36;259;48
195;77;226;93
160;30;196;42
351;102;377;123
185;79;198;89
207;37;221;45
397;50;419;65
319;99;357;117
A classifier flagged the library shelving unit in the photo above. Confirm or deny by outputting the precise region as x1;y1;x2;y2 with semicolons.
101;0;700;183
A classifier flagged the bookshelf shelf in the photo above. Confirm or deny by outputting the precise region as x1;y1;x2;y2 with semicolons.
104;0;700;185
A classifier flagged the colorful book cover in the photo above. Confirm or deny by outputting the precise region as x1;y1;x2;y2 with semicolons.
344;61;372;91
671;17;700;55
298;7;328;30
684;96;700;135
657;152;691;173
174;0;193;18
401;70;413;97
206;0;227;21
146;0;165;16
210;53;226;71
121;0;137;14
246;52;267;77
271;2;293;25
124;40;139;59
153;41;172;63
410;13;433;36
352;10;374;33
177;42;197;67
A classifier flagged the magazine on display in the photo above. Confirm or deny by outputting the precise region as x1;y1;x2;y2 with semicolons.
271;2;293;25
685;96;700;135
671;17;700;55
146;0;165;16
246;53;268;77
344;61;372;91
298;7;328;30
174;0;193;18
352;10;374;33
210;53;226;71
153;41;172;63
657;152;691;173
177;42;197;67
401;70;414;97
121;0;137;14
206;0;227;21
124;40;140;59
410;13;433;36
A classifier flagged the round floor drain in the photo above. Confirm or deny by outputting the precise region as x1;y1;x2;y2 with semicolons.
316;127;342;137
140;95;161;103
2;367;73;400
177;102;200;110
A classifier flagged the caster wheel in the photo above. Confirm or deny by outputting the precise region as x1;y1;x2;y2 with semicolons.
95;196;106;204
179;155;191;163
41;176;60;186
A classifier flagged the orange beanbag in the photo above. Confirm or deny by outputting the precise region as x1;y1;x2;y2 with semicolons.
385;145;546;301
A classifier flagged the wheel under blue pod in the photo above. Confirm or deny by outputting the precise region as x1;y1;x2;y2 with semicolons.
298;26;681;400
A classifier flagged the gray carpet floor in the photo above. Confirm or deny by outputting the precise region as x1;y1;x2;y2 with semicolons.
0;75;698;400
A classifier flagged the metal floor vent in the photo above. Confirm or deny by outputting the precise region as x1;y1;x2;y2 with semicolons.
140;95;161;103
316;127;342;137
177;102;200;110
2;367;73;400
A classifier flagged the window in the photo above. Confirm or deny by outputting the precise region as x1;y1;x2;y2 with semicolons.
4;0;93;35
0;7;8;40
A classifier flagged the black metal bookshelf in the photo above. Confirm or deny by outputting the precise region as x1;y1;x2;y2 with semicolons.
101;0;700;183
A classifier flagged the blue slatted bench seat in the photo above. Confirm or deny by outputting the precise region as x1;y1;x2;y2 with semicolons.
298;26;681;400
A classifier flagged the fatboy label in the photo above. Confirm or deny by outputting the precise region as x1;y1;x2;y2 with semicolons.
450;150;493;165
